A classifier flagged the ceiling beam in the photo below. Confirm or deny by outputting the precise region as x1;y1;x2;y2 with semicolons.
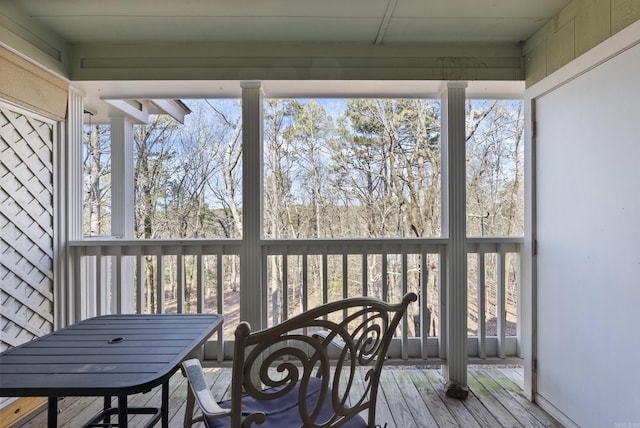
150;99;191;124
70;42;524;82
103;99;149;123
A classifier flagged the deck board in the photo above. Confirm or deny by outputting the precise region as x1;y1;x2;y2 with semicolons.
406;369;459;427
378;370;419;428
460;387;503;428
423;370;483;428
9;367;561;428
475;369;562;428
390;370;439;427
467;370;527;427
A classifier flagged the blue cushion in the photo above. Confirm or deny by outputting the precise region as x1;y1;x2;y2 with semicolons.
205;377;367;428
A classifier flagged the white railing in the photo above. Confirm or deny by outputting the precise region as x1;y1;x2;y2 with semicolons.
68;236;522;365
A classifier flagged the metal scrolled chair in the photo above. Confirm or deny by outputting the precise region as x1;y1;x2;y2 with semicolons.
181;292;417;428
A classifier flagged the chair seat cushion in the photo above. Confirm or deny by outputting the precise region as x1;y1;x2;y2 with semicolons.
205;377;367;428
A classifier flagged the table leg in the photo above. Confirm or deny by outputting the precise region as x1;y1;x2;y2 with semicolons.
118;395;128;428
47;397;57;428
162;379;169;428
103;396;112;425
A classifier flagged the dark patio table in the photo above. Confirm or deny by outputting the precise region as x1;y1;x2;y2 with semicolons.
0;313;223;428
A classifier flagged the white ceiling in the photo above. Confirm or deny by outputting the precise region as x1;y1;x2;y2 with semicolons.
8;0;570;45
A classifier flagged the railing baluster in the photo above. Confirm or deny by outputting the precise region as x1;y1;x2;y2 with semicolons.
177;254;185;313
401;251;408;360
136;254;143;314
322;251;328;321
302;248;308;313
217;250;224;363
71;247;83;323
342;248;348;300
156;255;165;314
104;255;112;314
114;253;122;314
382;252;388;302
497;248;506;359
95;246;103;316
322;250;328;305
301;249;308;335
477;251;486;359
341;249;349;321
361;252;369;333
420;248;428;360
362;252;368;297
196;253;204;314
516;245;523;358
261;252;268;328
282;253;288;321
438;246;447;361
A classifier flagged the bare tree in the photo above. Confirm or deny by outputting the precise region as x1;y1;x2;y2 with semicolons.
133;114;180;311
83;97;524;323
466;100;524;237
83;124;111;236
264;99;299;323
199;100;243;240
332;99;441;238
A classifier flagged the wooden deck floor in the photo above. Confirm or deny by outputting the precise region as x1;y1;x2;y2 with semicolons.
11;366;561;428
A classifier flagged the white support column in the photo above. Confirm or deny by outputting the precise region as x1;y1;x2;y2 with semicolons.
240;82;264;329
66;89;86;324
440;82;468;389
110;115;135;313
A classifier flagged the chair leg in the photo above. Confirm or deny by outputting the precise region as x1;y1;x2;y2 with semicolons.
184;387;195;427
